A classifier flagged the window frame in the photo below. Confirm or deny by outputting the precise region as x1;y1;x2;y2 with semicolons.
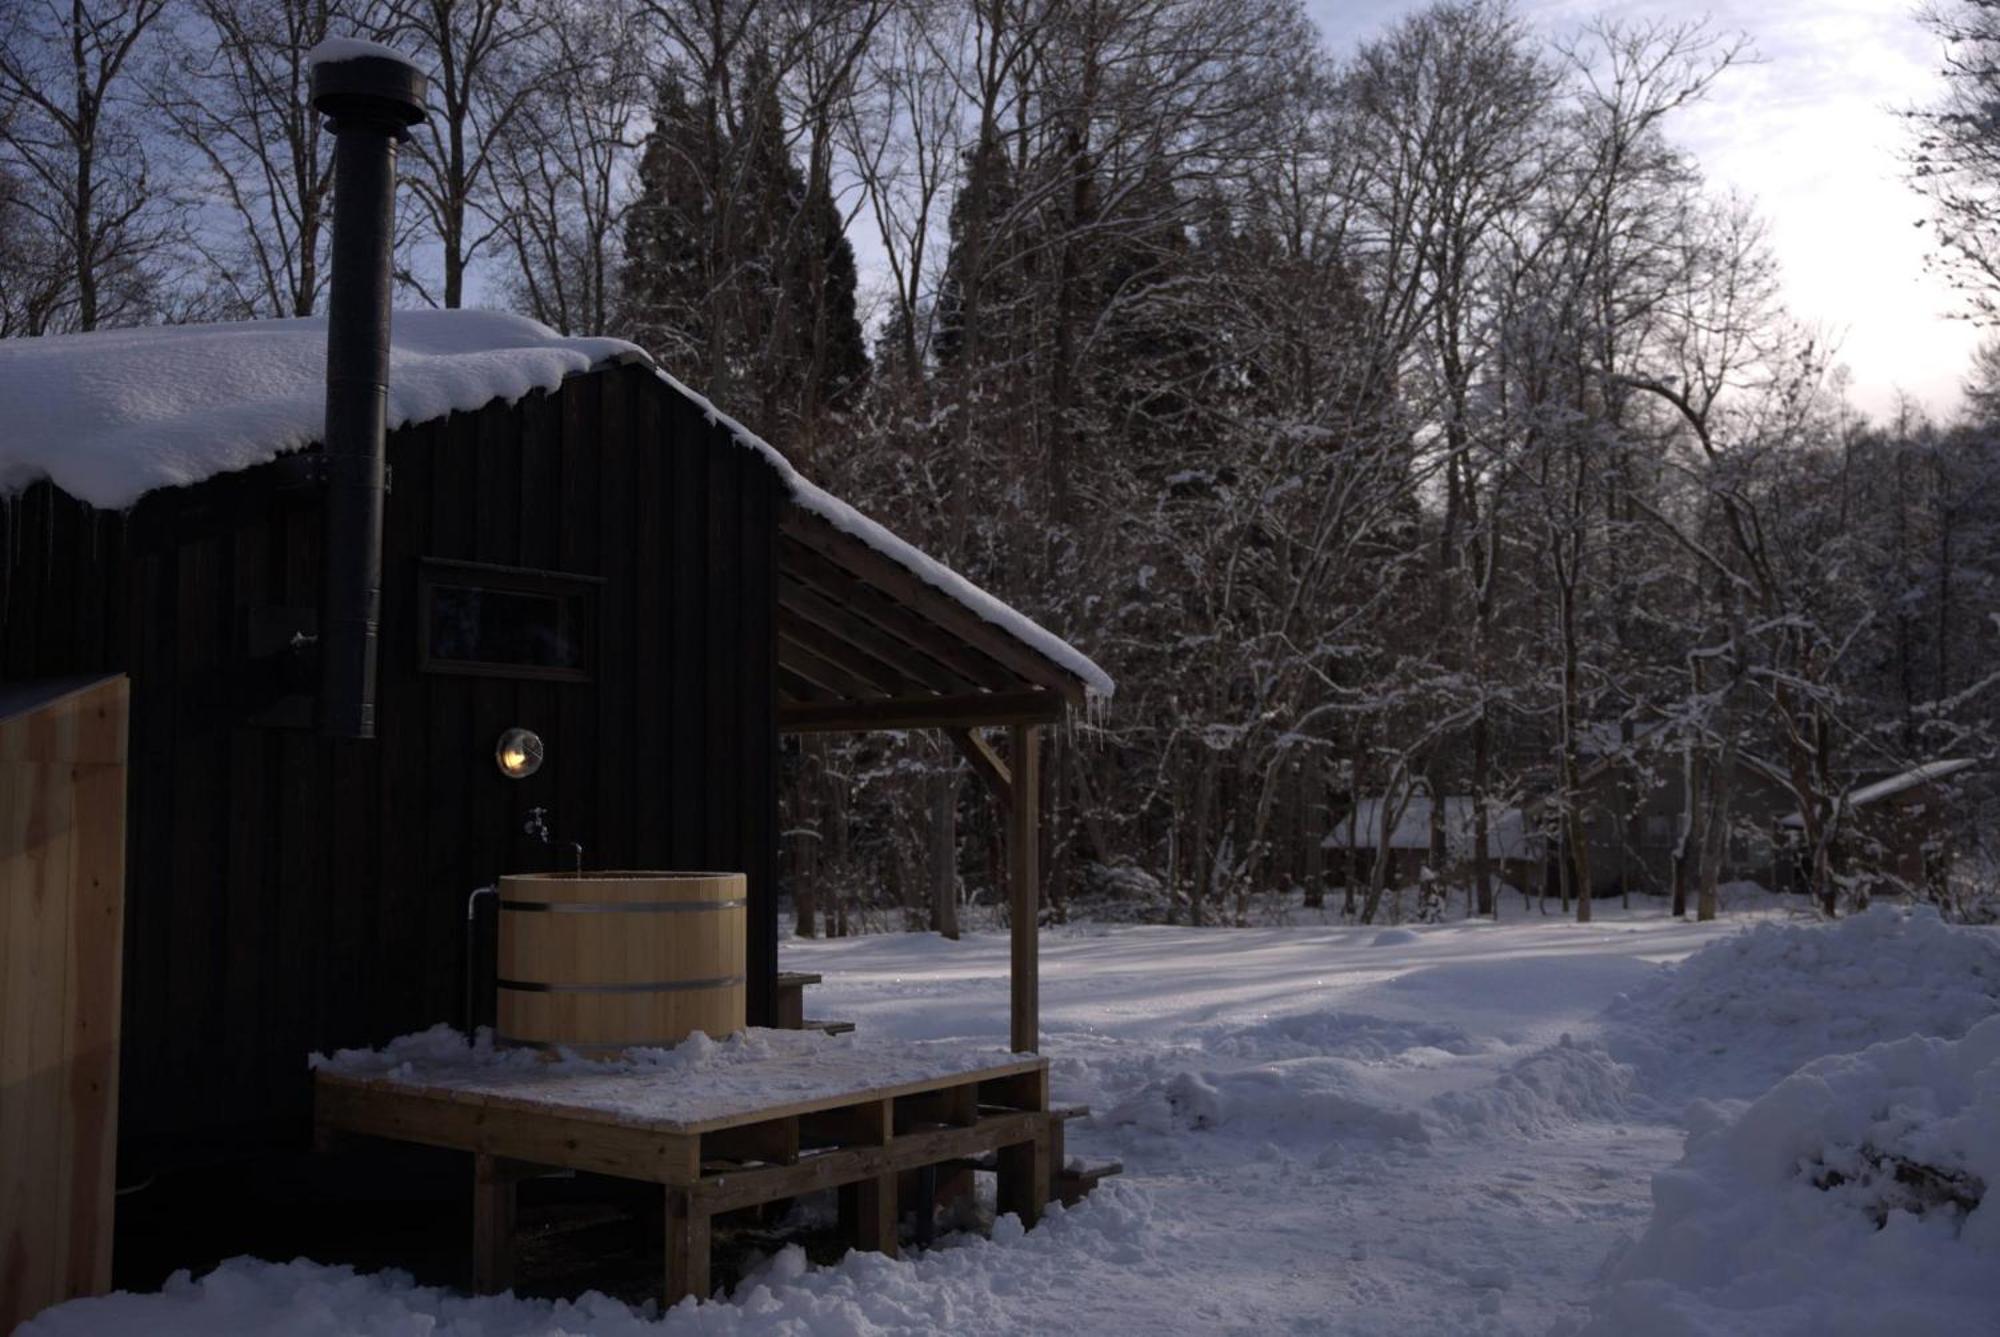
415;557;604;684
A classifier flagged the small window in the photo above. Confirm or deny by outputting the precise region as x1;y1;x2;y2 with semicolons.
418;559;601;682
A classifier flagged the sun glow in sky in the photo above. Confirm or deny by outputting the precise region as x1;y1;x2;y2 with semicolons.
1311;0;1979;422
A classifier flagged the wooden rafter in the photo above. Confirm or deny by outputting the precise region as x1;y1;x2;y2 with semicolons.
776;609;917;697
781;514;1088;706
777;633;885;702
777;665;831;704
779;581;973;696
781;541;1020;694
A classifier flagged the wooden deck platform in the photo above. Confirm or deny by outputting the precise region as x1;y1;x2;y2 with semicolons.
313;1039;1052;1304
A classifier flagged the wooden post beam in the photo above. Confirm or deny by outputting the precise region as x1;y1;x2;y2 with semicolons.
664;1187;710;1306
947;727;1011;805
1009;724;1041;1054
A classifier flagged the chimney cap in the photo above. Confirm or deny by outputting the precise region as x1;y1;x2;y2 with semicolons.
309;42;428;132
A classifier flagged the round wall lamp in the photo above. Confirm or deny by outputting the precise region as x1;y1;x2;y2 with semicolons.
495;727;544;779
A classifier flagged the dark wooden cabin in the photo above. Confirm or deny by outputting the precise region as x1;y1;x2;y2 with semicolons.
0;325;1104;1181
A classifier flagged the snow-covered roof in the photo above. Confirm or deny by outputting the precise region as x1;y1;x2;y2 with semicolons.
1576;718;1669;757
1778;758;1974;829
1325;796;1540;861
0;310;1112;699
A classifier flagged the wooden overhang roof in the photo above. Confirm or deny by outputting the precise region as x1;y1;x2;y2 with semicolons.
775;506;1094;735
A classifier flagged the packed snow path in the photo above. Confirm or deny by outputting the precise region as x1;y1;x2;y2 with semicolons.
26;901;2000;1336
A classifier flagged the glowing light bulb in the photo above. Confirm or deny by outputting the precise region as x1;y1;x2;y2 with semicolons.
495;727;544;779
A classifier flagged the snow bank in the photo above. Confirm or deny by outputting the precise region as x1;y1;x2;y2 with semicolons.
1430;1037;1636;1139
0;311;1111;699
1198;1008;1483;1064
23;1187;1158;1337
1106;1056;1430;1145
1579;1015;2000;1337
1605;906;2000;1101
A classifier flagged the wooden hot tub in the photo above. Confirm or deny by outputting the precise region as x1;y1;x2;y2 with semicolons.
495;871;745;1052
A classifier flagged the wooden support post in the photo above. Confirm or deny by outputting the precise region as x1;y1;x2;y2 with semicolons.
664;1187;710;1306
996;1126;1050;1229
937;1164;975;1216
471;1154;524;1294
775;986;805;1030
838;1174;899;1258
1009;724;1041;1054
912;1165;939;1248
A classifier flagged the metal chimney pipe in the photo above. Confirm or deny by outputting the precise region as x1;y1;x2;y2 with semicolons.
309;48;427;739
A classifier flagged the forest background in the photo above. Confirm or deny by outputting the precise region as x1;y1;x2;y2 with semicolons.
11;0;2000;930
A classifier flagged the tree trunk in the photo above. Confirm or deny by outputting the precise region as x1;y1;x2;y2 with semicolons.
1190;753;1215;927
1302;750;1325;909
1697;741;1734;922
930;756;959;940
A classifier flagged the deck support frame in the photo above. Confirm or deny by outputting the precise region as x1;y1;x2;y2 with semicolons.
317;1059;1051;1306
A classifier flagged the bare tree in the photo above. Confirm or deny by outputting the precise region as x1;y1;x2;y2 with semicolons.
1910;0;2000;322
151;0;379;318
492;0;646;334
382;0;557;308
0;0;177;331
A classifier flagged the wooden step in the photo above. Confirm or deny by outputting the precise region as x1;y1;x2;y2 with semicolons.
1055;1159;1122;1206
774;971;824;1030
806;1019;855;1036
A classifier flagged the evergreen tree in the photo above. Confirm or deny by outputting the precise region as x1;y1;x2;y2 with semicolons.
934;134;1024;370
623;51;866;454
620;70;711;373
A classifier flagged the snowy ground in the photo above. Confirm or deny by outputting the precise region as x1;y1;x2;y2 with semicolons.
25;896;2000;1336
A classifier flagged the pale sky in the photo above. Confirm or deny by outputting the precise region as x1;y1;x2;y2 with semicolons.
1310;0;1979;422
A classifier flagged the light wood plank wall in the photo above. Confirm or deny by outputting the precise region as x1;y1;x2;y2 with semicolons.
1;675;127;1333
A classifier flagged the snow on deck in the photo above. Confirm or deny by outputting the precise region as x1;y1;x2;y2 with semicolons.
0;310;1110;699
311;1024;1032;1132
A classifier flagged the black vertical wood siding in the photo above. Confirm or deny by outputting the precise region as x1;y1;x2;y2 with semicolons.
0;363;782;1165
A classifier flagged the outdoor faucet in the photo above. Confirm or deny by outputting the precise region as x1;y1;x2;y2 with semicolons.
524;805;583;874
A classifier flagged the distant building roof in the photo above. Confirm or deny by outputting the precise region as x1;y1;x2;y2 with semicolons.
1325;796;1541;861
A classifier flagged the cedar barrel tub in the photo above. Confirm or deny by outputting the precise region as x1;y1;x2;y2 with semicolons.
495;871;746;1052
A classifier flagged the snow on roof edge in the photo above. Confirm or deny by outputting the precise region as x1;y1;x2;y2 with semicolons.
646;364;1115;702
1777;758;1975;828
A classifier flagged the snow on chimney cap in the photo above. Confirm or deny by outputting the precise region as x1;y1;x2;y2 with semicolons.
308;38;428;130
306;36;423;73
